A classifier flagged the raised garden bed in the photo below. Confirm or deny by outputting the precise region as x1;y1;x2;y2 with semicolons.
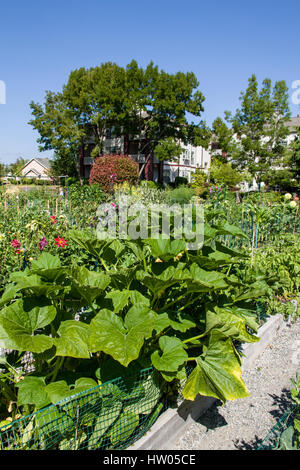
0;314;286;451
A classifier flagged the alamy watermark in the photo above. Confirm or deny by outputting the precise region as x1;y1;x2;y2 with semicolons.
95;196;204;250
0;80;6;104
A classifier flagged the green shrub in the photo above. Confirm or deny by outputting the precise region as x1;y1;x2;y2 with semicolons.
174;176;188;187
166;185;196;205
140;180;157;189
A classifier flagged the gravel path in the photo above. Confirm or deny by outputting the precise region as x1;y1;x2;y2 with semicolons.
168;318;300;450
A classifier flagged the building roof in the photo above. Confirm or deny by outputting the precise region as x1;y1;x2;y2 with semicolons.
21;158;52;173
286;116;300;132
33;158;52;169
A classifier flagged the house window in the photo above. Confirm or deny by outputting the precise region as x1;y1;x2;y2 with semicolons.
191;151;195;165
183;149;190;165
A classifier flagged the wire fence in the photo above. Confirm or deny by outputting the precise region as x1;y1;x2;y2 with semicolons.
257;405;298;450
0;367;166;451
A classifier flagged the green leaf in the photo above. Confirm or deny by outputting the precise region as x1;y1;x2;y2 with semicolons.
89;304;156;367
35;405;74;436
137;264;189;294
67;229;113;260
130;290;150;306
54;320;91;358
108;411;139;446
160;364;187;383
151;336;188;372
145;238;186;261
88;401;122;450
0;285;19;308
16;376;51;410
105;290;130;313
73;377;98;392
227;305;259;333
31;252;61;271
214;222;248;239
30;252;65;282
154;312;196;334
70;266;110;304
0;300;56;353
9;273;59;297
279;426;297;450
183;330;249;403
205;307;259;343
44;377;97;405
45;380;74;403
59;431;87;450
215;241;249;259
187;263;228;291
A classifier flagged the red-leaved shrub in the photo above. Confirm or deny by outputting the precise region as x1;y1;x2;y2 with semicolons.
89;154;139;193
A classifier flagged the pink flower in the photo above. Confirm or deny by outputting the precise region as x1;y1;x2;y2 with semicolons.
11;239;21;250
39;237;48;250
111;203;116;209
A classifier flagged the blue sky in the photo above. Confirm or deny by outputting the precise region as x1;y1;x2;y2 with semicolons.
0;0;299;164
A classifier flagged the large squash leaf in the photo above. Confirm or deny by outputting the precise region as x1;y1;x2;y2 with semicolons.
183;330;249;403
89;304;156;366
204;307;259;343
54;320;91;358
30;252;66;282
108;411;139;446
186;263;228;292
16;376;51;410
70;266;110;304
151;336;188;372
145;238;186;261
88;401;122;450
0;300;56;353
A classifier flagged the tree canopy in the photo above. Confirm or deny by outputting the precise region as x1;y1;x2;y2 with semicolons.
29;60;211;176
224;75;291;184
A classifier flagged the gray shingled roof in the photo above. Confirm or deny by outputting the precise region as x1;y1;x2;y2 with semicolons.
286;116;300;132
34;158;51;169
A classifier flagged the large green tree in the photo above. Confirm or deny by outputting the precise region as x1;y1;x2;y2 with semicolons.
29;61;211;178
265;127;300;190
224;75;291;185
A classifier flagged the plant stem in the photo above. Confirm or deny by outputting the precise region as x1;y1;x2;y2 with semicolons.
183;332;206;344
48;357;64;383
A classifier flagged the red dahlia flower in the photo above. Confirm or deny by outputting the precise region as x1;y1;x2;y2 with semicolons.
54;236;68;248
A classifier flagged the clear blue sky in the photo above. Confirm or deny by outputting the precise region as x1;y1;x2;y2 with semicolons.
0;0;299;164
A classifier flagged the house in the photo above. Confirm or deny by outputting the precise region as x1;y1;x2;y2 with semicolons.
79;132;211;184
20;158;52;180
285;116;300;146
211;116;300;192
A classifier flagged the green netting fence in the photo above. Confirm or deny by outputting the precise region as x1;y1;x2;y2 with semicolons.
257;405;298;450
0;366;172;450
0;367;167;450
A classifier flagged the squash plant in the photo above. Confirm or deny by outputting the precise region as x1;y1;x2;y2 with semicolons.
0;219;267;448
